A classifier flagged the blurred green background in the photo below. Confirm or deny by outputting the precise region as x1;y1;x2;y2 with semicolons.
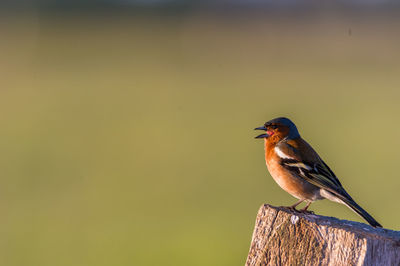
1;2;400;265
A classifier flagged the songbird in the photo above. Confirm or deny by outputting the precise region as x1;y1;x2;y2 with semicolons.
254;117;382;227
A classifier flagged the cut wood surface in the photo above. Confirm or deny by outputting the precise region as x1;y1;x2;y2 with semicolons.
246;204;400;266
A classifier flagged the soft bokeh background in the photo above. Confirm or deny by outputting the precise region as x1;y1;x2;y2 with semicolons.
1;1;400;265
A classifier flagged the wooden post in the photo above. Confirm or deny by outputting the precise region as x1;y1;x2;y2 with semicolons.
246;204;400;265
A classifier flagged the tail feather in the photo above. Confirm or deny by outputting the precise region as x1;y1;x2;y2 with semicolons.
342;199;382;228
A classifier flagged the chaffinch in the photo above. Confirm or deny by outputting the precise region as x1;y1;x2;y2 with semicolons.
255;117;381;228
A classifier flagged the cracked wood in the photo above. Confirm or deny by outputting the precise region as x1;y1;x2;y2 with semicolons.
246;204;400;266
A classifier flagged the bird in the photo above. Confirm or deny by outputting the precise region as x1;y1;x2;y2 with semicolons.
254;117;382;227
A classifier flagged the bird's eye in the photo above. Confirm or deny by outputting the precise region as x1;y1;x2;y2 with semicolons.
270;125;278;129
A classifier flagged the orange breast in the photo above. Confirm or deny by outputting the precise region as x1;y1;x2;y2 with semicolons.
264;139;321;201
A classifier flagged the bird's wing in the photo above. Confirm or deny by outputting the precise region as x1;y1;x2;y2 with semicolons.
277;140;352;201
276;139;381;228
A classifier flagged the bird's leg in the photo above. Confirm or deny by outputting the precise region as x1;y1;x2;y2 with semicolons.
299;201;314;214
282;199;304;212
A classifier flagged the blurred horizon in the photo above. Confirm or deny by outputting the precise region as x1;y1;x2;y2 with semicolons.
1;2;400;266
2;0;400;11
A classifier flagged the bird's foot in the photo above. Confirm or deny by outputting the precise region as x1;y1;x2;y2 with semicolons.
299;209;314;215
281;206;300;213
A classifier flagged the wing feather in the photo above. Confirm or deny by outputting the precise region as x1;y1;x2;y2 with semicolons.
276;140;353;201
281;158;352;202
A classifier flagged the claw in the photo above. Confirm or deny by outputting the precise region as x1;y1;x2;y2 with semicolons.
281;206;300;212
300;209;314;215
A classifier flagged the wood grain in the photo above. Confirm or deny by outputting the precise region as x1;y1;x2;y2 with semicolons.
246;204;400;266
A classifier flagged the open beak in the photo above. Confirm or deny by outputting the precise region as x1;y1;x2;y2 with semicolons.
254;126;269;139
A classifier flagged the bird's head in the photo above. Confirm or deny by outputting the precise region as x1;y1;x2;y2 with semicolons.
254;117;300;142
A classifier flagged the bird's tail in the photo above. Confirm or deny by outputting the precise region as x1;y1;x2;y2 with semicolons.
342;198;382;228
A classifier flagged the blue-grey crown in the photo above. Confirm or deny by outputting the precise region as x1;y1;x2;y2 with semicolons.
266;117;300;139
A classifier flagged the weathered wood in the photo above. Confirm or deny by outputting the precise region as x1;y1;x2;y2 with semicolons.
246;204;400;266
